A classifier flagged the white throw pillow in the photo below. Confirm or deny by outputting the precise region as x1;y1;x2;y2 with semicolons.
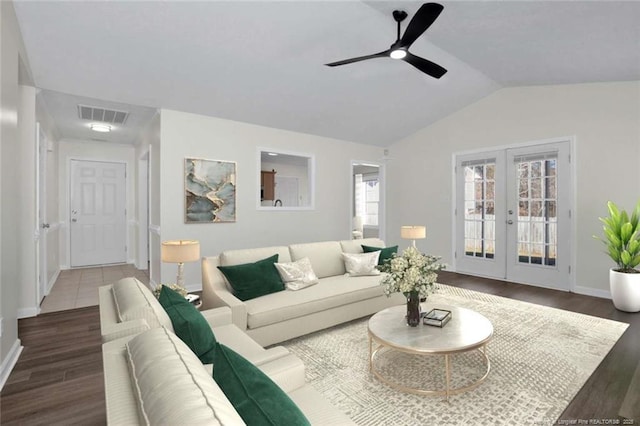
342;251;381;277
274;257;319;291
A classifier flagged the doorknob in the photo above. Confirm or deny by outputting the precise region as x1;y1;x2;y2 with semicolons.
507;220;514;225
41;223;50;229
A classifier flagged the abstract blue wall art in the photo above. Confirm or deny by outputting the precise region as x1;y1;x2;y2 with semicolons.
185;158;236;223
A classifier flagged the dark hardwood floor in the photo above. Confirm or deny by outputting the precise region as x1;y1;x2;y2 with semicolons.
0;272;637;425
0;306;105;425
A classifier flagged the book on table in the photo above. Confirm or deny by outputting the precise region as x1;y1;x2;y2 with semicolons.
423;308;452;327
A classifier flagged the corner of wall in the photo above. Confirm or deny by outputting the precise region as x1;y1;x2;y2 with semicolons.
0;339;23;391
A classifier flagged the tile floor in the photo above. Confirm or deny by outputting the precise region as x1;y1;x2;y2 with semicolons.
40;264;150;314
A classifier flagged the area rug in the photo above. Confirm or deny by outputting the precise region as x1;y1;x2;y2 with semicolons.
281;285;629;426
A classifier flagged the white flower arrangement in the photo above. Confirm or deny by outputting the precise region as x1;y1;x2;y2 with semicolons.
378;246;446;297
152;283;188;299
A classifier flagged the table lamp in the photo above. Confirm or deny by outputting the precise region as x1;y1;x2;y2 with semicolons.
161;240;200;288
400;226;426;248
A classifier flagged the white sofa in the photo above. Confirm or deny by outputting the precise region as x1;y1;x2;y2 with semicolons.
202;238;405;346
103;326;355;425
99;277;355;425
99;277;292;366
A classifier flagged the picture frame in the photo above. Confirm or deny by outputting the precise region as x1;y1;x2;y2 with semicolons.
184;157;236;223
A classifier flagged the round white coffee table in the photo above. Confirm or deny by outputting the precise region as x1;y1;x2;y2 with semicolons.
368;304;493;400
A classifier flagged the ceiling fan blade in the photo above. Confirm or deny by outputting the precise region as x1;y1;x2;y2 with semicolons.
325;50;390;67
399;3;444;49
402;52;447;79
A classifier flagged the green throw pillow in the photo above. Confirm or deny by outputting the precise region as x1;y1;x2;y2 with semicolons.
158;286;216;364
217;254;285;301
362;245;398;265
213;342;310;426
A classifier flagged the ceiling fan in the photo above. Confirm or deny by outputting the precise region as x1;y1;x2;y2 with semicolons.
325;2;447;79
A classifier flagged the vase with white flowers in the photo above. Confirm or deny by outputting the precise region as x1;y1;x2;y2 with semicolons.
378;246;446;326
153;283;188;299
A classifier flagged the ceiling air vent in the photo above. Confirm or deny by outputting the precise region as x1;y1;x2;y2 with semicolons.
78;104;129;125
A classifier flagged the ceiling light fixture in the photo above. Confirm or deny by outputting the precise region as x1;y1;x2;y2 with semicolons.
90;123;111;133
267;152;278;156
390;49;407;60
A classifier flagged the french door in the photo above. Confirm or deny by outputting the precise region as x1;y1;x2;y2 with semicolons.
455;141;572;290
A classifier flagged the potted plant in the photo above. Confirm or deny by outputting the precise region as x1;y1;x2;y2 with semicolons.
595;200;640;312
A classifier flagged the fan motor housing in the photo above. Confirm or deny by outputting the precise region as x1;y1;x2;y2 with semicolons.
393;10;408;23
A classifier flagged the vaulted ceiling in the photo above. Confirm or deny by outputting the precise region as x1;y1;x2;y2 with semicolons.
13;1;640;146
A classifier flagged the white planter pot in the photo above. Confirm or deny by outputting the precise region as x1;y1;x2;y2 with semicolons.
610;269;640;312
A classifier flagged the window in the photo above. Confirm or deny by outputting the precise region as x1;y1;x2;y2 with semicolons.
354;174;379;226
514;154;557;266
462;159;496;259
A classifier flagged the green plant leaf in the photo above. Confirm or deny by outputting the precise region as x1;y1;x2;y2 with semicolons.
621;222;633;244
631;254;640;269
621;250;632;267
631;200;640;230
604;228;622;248
608;246;621;263
621;210;629;227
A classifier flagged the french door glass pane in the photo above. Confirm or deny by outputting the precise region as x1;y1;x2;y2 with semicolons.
463;163;495;259
516;157;557;266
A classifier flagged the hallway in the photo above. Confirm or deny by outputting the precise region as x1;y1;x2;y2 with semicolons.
40;264;150;313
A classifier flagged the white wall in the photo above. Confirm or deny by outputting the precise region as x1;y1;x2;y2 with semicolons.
146;113;162;286
159;109;383;290
0;0;32;388
36;94;61;290
17;85;37;317
135;111;160;284
57;140;137;269
387;81;640;296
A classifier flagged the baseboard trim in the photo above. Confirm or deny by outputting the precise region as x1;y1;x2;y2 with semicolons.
17;307;40;319
0;339;23;391
449;269;611;300
573;286;611;299
47;269;60;295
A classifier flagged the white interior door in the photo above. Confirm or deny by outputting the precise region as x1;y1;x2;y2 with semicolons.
70;160;127;267
36;123;48;303
455;141;572;290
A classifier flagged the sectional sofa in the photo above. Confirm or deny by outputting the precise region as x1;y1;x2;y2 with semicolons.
99;277;355;425
202;238;406;346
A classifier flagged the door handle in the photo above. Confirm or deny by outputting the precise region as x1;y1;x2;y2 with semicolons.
71;218;77;223
41;223;50;229
507;220;514;225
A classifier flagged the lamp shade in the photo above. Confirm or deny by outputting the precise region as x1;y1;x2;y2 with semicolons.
161;240;200;263
400;226;426;240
